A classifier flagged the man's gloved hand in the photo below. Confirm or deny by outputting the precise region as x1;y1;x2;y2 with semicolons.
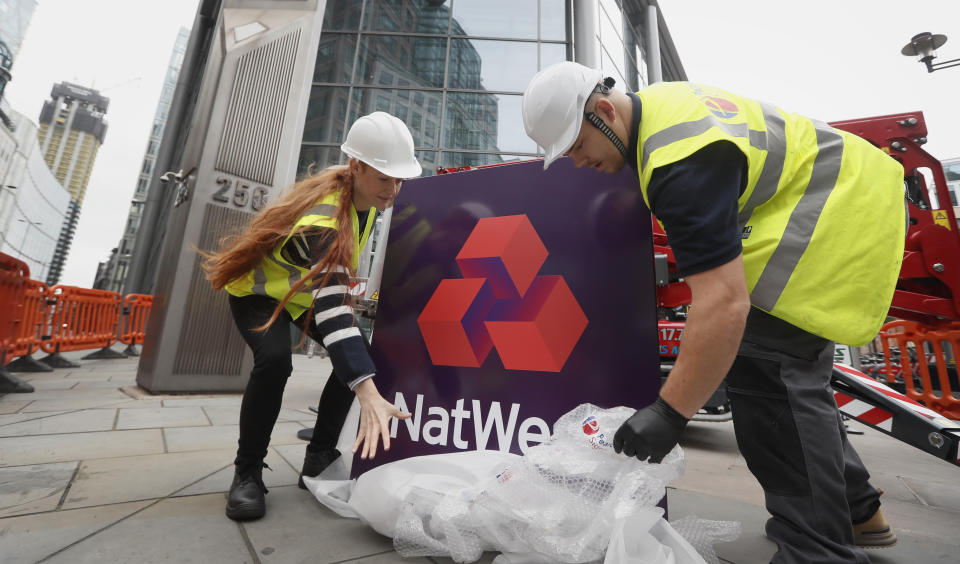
613;397;689;463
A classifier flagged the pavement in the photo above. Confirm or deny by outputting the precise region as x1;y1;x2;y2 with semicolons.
1;349;959;564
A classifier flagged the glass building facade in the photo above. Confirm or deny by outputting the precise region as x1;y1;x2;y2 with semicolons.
299;0;683;178
0;0;36;63
299;0;571;176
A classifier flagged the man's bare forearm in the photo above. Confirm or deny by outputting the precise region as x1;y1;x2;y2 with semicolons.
659;256;749;418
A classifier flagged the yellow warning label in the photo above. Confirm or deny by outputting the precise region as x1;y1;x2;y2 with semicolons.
371;290;379;300
933;210;952;230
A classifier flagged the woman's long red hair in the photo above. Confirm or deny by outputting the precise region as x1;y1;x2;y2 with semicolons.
202;164;360;331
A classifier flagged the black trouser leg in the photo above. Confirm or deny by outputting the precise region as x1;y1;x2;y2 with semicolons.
303;320;371;453
727;309;873;564
229;294;294;462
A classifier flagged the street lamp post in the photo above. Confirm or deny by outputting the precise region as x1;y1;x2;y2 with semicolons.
902;32;960;72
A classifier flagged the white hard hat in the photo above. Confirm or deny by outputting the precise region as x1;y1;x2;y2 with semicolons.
522;61;603;169
341;111;423;179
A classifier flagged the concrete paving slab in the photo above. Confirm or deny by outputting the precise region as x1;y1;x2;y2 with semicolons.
243;484;396;563
17;388;131;401
273;442;309;474
175;448;300;497
338;551;433;563
106;398;166;409
62;449;237;510
162;396;244;408
24;379;78;390
56;373;116;382
116;406;210;430
900;476;960;512
0;410;67;426
667;487;775;564
20;397;132;412
0;429;164;467
164;421;306;454
0;461;77;518
202;405;314;426
0;409;117;438
0;399;32;414
675;422;764;508
72;380;133;389
45;493;254;564
0;499;151;564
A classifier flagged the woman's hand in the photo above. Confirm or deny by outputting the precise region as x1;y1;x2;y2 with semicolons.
352;379;411;459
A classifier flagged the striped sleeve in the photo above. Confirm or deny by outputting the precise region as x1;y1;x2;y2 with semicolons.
306;231;376;390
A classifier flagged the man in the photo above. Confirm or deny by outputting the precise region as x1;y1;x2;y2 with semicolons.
522;61;904;563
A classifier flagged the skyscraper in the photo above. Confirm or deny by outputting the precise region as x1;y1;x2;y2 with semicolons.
37;82;109;285
97;27;190;292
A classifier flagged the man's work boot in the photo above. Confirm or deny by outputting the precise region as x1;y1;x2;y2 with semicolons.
225;458;270;521
298;448;341;489
853;507;897;548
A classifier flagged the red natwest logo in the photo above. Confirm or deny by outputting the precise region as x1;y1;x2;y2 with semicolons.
417;215;588;372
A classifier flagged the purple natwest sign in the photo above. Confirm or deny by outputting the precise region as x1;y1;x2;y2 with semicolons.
353;159;660;476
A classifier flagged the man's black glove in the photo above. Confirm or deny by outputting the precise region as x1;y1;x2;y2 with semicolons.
613;397;689;463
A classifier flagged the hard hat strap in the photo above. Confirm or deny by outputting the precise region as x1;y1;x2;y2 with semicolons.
585;111;628;160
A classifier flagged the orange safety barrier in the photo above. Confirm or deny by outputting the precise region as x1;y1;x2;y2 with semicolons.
879;320;960;419
40;286;123;355
120;294;153;346
0;253;29;359
0;253;34;392
8;279;50;359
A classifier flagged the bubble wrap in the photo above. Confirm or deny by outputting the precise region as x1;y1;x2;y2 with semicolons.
393;403;685;563
669;516;741;564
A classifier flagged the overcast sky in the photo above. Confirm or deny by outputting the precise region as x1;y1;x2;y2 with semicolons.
5;0;959;287
5;0;198;287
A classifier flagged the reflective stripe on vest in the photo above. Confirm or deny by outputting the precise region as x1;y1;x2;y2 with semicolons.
226;192;374;320
636;82;904;345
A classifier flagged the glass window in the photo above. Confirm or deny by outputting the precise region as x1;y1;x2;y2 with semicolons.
540;42;567;68
414;91;425;107
945;163;960;181
363;0;450;34
442;153;533;168
541;0;567;40
357;35;447;88
379;70;394;86
451;0;537;39
303;86;351;143
601;46;627;92
314;33;356;83
348;88;442;148
322;0;363;31
376;95;392;112
600;0;623;36
449;39;537;92
298;145;343;178
599;16;625;71
445;93;537;153
428;98;439;116
415;150;439;175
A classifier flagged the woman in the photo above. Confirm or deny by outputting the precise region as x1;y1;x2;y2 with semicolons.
203;112;420;521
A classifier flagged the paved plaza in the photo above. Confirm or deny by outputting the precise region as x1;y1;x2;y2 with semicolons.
1;350;959;563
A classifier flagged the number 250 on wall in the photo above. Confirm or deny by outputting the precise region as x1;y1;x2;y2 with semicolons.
213;176;269;211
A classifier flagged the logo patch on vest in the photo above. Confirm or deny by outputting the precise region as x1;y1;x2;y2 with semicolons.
741;226;752;239
690;85;740;119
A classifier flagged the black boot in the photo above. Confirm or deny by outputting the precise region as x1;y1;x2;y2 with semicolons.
226;458;270;521
298;448;341;489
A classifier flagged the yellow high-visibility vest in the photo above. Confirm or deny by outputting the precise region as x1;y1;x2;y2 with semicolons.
636;82;905;345
225;190;375;320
